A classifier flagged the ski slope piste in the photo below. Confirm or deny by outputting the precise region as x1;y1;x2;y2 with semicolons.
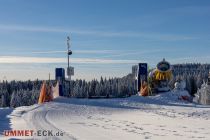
1;89;210;140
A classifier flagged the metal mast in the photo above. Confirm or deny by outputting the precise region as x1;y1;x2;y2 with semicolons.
67;36;72;96
67;36;70;68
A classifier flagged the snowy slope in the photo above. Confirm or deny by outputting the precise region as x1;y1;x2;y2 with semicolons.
1;91;210;140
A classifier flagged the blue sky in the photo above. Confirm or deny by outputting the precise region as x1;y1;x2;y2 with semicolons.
0;0;210;81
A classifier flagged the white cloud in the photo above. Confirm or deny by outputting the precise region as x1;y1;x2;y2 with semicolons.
0;24;67;33
0;24;196;41
98;49;162;58
0;56;65;63
0;56;139;64
32;51;66;54
32;50;116;54
74;50;116;54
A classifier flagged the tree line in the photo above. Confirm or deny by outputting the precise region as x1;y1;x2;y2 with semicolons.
0;74;135;108
170;63;210;96
0;63;210;108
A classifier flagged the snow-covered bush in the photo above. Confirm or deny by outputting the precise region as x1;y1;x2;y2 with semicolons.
194;82;210;105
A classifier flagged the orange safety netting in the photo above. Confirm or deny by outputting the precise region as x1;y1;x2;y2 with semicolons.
38;81;54;104
140;80;149;96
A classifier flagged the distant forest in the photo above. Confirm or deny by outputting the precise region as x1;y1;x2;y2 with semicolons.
0;63;210;108
171;63;210;95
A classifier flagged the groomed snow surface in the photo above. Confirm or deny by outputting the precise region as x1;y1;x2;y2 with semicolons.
1;91;210;140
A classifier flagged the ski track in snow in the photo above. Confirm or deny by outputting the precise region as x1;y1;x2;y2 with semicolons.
0;93;210;140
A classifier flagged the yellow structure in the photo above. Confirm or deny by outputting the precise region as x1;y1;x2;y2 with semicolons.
153;58;172;81
148;59;173;93
154;69;172;81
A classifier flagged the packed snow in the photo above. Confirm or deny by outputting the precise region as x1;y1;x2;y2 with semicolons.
0;91;210;140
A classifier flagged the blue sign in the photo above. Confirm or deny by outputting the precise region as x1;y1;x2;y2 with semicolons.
55;68;65;81
138;63;148;92
55;68;65;96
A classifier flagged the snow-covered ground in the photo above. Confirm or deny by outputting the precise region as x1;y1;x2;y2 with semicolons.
1;91;210;140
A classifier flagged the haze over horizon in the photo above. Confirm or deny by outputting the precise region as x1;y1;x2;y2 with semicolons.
0;0;210;81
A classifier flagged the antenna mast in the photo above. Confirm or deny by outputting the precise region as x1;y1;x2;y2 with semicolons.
67;36;71;68
67;36;73;96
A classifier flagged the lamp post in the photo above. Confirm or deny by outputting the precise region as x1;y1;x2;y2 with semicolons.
67;36;72;96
